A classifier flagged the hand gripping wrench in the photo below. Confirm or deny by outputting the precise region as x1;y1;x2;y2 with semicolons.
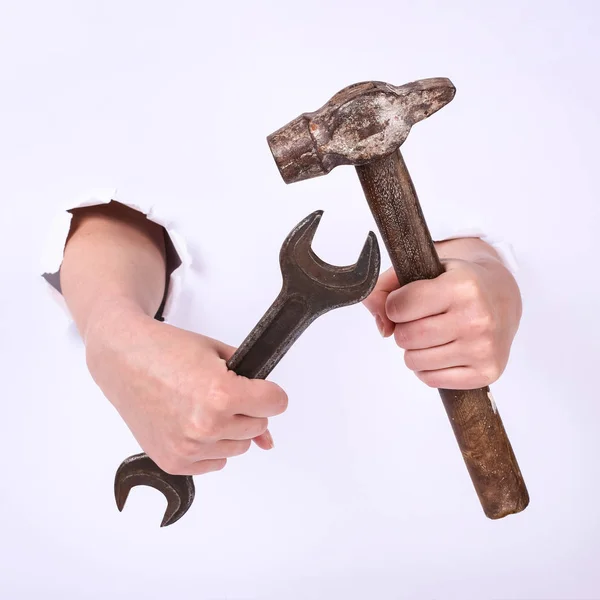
114;211;380;526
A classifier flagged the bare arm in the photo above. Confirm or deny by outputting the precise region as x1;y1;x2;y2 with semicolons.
59;202;286;475
61;201;167;339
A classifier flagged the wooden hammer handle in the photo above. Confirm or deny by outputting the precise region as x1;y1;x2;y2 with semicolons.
356;150;529;519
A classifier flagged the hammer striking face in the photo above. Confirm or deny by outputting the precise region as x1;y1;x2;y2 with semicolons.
267;78;455;184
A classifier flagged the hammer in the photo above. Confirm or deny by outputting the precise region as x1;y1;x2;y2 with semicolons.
267;78;529;519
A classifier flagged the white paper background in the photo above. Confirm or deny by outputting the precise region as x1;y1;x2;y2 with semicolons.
1;1;599;598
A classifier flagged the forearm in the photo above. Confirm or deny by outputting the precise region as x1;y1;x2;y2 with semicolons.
60;201;167;341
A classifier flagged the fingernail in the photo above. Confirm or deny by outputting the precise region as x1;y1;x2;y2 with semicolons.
264;431;275;449
375;314;385;337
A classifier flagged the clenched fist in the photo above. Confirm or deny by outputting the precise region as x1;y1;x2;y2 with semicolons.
60;201;288;478
364;237;522;390
86;304;288;475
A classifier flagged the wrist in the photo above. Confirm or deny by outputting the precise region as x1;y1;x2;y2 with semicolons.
84;294;154;349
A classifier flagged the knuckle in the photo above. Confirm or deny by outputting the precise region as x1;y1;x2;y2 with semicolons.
394;324;411;348
477;362;502;386
470;311;494;336
207;377;234;414
255;418;269;437
486;361;503;384
479;311;494;332
235;417;267;440
169;435;197;460
233;440;252;456
417;371;440;389
163;433;201;466
457;278;481;303
481;336;496;358
468;336;495;363
404;350;417;371
188;413;220;441
156;455;185;476
474;374;492;389
214;458;228;471
198;418;220;440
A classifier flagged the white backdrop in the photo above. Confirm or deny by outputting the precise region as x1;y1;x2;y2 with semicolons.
1;1;599;598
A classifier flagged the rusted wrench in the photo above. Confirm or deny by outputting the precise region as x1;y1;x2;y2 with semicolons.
114;211;380;526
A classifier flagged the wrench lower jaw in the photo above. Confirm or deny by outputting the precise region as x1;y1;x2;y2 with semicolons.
114;453;196;527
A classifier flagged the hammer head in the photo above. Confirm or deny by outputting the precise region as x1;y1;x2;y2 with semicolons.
267;78;455;184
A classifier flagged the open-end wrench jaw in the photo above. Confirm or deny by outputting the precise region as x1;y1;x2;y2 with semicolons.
114;453;195;527
281;211;380;310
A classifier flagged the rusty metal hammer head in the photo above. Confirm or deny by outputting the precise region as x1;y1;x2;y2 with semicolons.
267;78;455;184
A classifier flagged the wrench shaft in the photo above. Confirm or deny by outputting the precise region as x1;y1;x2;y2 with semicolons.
228;293;316;380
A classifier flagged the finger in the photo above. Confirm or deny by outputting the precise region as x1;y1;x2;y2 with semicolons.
211;338;238;362
189;439;252;461
385;277;452;323
252;429;275;450
363;267;400;314
176;458;228;476
227;375;289;418
375;313;395;338
223;414;270;441
415;367;488;390
363;268;400;337
404;342;466;373
393;314;459;350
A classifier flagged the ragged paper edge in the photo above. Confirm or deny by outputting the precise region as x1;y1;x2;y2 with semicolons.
431;224;520;276
40;187;191;325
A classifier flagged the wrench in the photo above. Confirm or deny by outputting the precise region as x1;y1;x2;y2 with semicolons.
114;211;380;526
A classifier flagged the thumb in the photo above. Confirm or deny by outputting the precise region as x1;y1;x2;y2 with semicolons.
363;267;399;337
